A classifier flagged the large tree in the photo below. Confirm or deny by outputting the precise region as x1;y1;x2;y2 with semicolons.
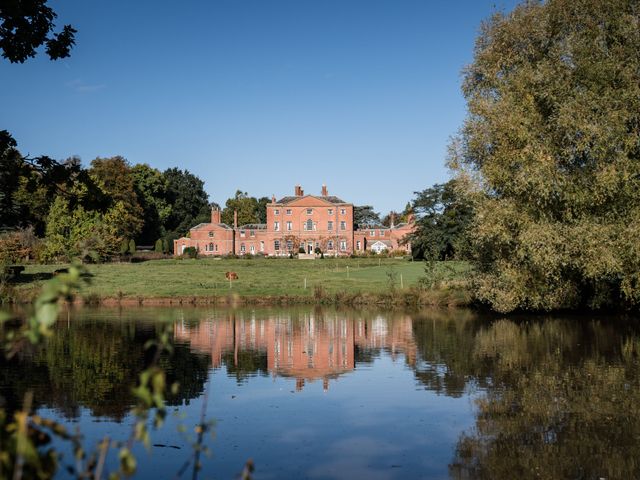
353;205;381;229
409;180;473;261
0;0;76;63
221;190;262;226
451;0;640;312
162;168;210;236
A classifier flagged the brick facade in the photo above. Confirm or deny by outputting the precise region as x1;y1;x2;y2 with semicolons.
174;184;414;256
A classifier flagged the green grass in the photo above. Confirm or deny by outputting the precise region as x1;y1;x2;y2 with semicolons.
13;257;471;300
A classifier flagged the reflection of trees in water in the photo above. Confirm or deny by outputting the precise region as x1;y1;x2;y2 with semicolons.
449;318;640;480
0;319;211;420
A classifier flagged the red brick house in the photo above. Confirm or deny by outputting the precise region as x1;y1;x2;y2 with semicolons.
173;184;414;256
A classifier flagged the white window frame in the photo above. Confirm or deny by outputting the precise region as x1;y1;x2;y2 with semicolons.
274;221;280;231
274;209;280;215
286;209;292;215
340;208;346;215
287;221;292;231
306;208;313;215
340;240;347;251
328;221;333;230
340;221;346;231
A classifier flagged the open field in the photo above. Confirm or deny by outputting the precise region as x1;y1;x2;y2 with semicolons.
9;257;471;305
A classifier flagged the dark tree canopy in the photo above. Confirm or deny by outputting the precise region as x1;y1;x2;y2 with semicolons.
0;0;76;63
353;205;381;229
163;168;210;235
409;180;473;261
451;0;640;312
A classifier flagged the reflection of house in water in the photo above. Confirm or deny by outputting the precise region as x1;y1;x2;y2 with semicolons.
174;312;416;391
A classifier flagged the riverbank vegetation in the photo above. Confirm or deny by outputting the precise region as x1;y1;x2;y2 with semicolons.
3;258;472;307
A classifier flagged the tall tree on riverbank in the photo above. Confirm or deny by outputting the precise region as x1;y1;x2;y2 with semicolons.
451;0;640;312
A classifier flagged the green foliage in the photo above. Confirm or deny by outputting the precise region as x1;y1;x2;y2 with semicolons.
451;0;640;312
120;238;130;256
128;239;136;255
162;238;169;254
221;190;263;226
354;205;381;228
154;239;163;253
183;246;198;259
163;168;211;236
0;0;76;63
409;179;473;261
131;164;170;245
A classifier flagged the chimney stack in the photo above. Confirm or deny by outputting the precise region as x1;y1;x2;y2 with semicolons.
271;194;276;203
321;184;328;196
294;185;302;196
233;209;238;229
390;212;395;228
211;207;221;224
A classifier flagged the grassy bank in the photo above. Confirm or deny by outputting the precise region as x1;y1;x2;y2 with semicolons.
6;257;472;306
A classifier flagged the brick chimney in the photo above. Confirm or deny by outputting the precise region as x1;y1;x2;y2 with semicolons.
233;209;238;229
294;185;302;196
211;207;221;224
390;212;396;228
271;194;276;203
321;184;328;196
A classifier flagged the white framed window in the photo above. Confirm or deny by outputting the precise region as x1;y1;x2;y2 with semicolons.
328;240;334;250
208;231;214;237
369;230;375;237
250;245;255;253
286;240;293;251
304;219;313;231
274;240;280;251
340;221;346;230
240;243;246;253
274;221;280;231
328;209;333;215
340;240;347;251
250;230;255;237
209;242;214;251
306;208;313;215
379;230;384;236
356;241;361;250
340;208;346;215
274;209;280;215
286;209;292;215
286;221;292;231
240;230;246;237
328;221;333;230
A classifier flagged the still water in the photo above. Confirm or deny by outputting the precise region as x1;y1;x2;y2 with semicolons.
2;307;640;479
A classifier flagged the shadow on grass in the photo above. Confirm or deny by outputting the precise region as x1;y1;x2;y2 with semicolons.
9;271;94;285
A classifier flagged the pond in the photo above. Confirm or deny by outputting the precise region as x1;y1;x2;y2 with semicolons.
1;306;639;479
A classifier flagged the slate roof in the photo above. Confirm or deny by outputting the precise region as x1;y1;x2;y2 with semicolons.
276;195;348;205
192;222;232;230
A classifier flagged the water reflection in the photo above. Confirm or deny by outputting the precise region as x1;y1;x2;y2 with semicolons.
174;310;417;391
1;307;639;479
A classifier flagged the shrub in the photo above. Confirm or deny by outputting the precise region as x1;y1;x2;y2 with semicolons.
154;239;163;253
183;246;198;258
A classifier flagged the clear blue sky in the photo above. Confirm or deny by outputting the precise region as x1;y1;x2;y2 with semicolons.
1;0;518;214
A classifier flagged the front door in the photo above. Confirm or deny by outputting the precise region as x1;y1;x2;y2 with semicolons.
307;243;313;254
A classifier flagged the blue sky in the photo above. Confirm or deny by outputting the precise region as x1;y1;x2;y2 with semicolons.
1;0;518;214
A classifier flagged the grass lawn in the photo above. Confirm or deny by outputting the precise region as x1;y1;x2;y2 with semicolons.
13;257;470;300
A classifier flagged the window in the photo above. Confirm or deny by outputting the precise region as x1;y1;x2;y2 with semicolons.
208;231;214;237
369;230;375;237
328;221;333;230
240;243;246;253
286;209;292;215
274;240;280;251
356;240;361;250
240;230;246;237
286;221;292;231
274;209;280;215
274;221;280;231
209;242;214;251
340;240;347;251
250;245;255;254
340;208;346;215
328;240;334;250
286;240;293;251
379;230;384;236
340;221;346;230
250;230;255;237
260;241;264;252
306;208;313;215
306;219;314;231
328;209;333;215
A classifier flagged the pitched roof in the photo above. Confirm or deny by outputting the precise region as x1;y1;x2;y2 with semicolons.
192;222;232;231
276;195;347;205
239;223;267;230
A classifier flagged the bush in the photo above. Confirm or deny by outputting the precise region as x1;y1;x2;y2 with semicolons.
154;239;163;253
128;239;136;255
183;246;198;259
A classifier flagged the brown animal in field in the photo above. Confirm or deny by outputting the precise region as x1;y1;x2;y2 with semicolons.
225;271;238;280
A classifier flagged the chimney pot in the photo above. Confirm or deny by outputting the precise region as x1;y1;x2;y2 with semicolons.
321;184;328;196
233;210;238;229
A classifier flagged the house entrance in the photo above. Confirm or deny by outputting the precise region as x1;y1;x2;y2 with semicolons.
307;242;313;254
